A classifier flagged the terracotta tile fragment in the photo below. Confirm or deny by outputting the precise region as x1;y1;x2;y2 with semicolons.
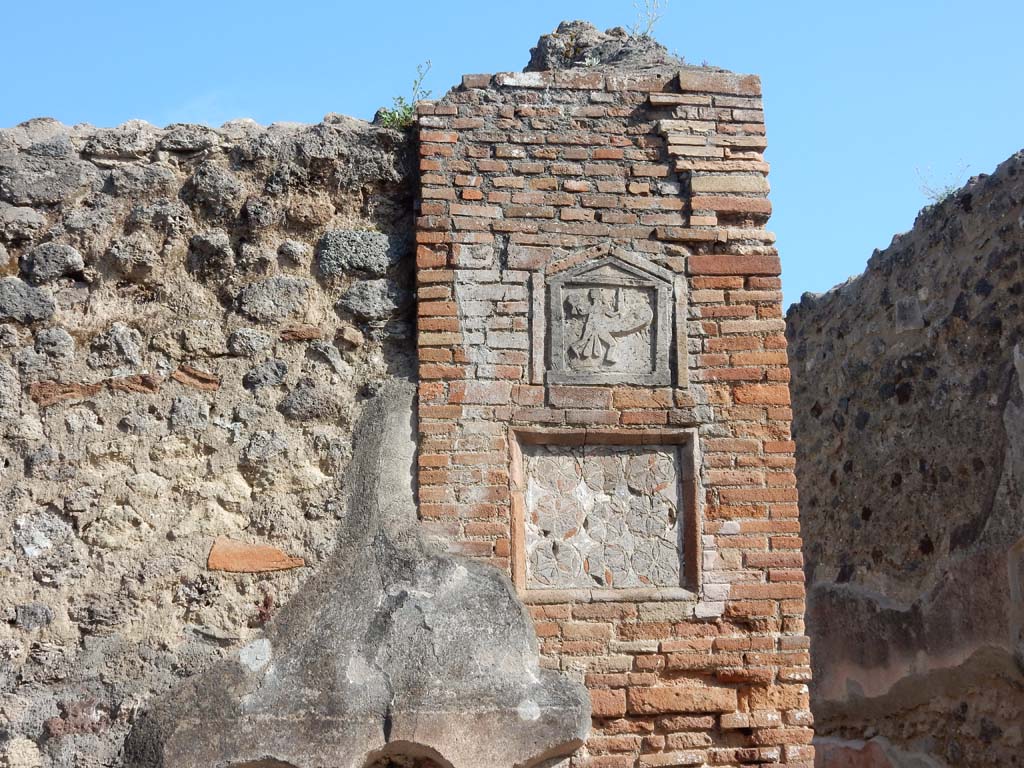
280;324;323;341
28;380;103;407
171;365;221;391
207;537;305;573
107;373;163;394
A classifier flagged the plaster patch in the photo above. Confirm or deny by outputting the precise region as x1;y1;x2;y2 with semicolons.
239;638;272;671
517;699;541;721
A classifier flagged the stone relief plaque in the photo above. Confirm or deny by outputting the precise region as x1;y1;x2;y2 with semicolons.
547;254;675;386
522;443;684;590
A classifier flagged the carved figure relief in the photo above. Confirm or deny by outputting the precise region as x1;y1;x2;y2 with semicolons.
565;287;653;368
547;252;675;385
522;443;684;590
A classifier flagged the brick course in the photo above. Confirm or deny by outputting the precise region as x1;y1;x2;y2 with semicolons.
415;64;813;767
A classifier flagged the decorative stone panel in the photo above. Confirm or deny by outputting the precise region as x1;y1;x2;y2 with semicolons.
524;444;680;588
510;428;700;602
547;251;675;386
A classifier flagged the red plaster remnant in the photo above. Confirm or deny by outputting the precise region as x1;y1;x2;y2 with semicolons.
207;537;305;573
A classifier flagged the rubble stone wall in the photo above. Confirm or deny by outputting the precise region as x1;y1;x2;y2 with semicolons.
0;115;415;767
414;63;815;767
787;151;1024;767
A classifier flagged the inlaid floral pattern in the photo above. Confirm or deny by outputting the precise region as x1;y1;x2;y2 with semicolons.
523;444;683;589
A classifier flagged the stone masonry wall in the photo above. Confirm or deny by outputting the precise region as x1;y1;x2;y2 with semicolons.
0;115;414;767
414;60;815;768
787;151;1024;767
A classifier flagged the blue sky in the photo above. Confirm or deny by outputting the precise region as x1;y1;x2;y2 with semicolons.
3;1;1022;307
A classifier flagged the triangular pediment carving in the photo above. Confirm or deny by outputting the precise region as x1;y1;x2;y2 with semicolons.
548;250;675;288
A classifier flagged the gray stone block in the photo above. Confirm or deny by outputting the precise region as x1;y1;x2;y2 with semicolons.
277;378;341;421
158;124;220;153
23;242;84;284
169;396;209;433
182;160;244;218
316;229;405;276
243;359;287;390
337;278;409;321
236;276;312;323
87;323;143;370
0;277;55;323
227;327;273;357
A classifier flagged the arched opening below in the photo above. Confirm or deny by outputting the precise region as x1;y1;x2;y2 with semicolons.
362;741;455;768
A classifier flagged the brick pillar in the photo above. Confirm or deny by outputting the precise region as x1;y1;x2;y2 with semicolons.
414;65;814;767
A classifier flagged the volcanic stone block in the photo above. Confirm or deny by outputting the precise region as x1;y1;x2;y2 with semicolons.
316;229;404;276
124;380;590;768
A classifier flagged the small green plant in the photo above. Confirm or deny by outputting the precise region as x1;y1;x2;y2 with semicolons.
916;161;969;205
631;0;668;38
378;60;432;130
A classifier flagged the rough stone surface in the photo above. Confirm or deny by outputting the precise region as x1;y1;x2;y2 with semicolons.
86;322;143;370
526;20;681;72
788;151;1024;767
338;277;409;321
0;278;55;323
316;228;405;276
236;275;313;323
242;358;288;390
277;377;342;421
124;381;591;768
22;243;84;285
226;327;273;357
0;115;414;767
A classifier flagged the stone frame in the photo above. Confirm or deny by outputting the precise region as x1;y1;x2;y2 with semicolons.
546;252;677;386
509;427;701;604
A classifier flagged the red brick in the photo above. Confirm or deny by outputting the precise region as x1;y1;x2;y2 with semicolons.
611;387;673;409
689;255;782;276
734;384;792;405
448;380;513;405
627;685;738;715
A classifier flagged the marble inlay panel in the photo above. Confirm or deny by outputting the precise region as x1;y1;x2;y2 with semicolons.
522;443;683;590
